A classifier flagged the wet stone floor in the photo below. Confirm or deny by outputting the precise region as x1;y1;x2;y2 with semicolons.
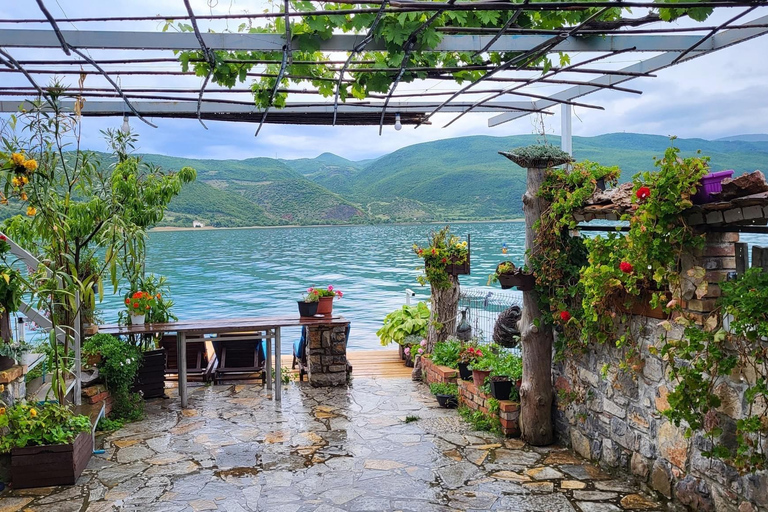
1;377;665;512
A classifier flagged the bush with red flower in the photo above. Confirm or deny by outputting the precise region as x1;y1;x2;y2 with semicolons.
413;225;469;290
124;291;157;315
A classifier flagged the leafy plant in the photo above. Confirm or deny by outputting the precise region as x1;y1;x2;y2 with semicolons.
300;288;320;303
413;225;468;290
82;334;144;422
458;342;483;365
430;337;462;368
458;406;501;435
310;285;343;299
404;415;419;423
429;382;458;396
377;302;430;346
124;291;157;316
490;351;523;381
0;401;90;452
280;366;293;385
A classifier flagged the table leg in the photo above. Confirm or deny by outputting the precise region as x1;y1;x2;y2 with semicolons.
275;327;281;402
266;328;272;392
178;332;188;408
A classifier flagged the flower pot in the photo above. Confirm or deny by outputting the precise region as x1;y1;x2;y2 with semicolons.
399;343;406;361
11;431;91;488
497;270;535;291
693;170;734;204
130;314;146;325
405;356;414;368
316;296;334;317
457;362;472;381
83;323;99;336
490;379;514;401
472;369;491;388
297;300;319;318
436;394;458;408
596;177;606;191
0;355;16;371
132;349;166;399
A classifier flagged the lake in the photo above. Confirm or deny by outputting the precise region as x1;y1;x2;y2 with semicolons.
97;222;528;352
93;222;768;353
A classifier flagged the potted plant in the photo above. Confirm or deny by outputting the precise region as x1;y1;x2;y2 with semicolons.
429;337;462;369
489;351;523;401
0;400;92;488
413;228;470;288
457;343;482;381
470;350;496;389
83;334;146;419
430;382;459;408
124;291;156;325
488;261;535;291
298;288;320;317
311;285;343;317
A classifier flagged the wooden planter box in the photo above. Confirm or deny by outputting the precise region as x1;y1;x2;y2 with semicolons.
497;270;535;291
11;431;91;488
132;349;166;399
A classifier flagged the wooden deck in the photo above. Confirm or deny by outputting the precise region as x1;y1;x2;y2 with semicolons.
283;349;412;379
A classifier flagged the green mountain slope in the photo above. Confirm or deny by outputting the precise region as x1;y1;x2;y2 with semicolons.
280;152;363;196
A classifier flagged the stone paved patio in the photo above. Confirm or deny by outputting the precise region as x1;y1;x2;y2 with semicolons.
1;377;666;512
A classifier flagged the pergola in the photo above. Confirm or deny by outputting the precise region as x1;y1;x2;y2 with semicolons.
0;1;767;152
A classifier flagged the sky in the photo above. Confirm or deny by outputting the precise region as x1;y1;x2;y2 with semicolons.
1;1;767;161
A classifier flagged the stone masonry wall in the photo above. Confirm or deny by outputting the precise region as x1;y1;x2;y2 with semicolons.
306;323;349;387
554;232;768;512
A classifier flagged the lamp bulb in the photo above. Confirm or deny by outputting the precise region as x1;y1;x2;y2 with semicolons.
120;115;130;134
394;113;402;131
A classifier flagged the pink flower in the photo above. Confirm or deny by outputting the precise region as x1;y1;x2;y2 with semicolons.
420;339;427;347
418;347;424;354
476;350;483;357
328;285;334;291
307;287;314;293
404;347;411;356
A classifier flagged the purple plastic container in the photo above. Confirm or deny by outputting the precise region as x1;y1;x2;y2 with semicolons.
692;170;734;204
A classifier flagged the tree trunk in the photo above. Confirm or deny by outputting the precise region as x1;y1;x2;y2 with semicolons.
0;312;11;342
426;277;460;353
519;166;554;446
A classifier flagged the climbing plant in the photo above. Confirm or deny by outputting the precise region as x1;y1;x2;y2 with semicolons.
167;1;715;110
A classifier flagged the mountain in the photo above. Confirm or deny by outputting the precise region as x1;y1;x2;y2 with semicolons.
715;134;768;142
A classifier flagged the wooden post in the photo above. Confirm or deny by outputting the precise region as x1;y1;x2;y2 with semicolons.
753;246;768;272
519;164;555;446
426;277;460;353
735;242;748;276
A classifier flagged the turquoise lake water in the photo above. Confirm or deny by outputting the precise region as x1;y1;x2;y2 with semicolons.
89;222;768;353
97;222;527;352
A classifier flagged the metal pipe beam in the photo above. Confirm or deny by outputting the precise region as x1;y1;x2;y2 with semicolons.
488;13;768;127
0;29;733;53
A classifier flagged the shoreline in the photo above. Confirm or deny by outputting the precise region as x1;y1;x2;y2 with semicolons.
150;218;525;232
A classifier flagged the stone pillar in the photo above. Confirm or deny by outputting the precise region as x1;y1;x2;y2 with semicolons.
683;232;738;322
0;364;27;406
306;323;349;387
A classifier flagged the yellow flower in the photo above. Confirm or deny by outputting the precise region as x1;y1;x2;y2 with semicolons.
29;408;37;417
11;177;20;187
21;176;28;184
11;153;24;166
26;206;37;217
0;384;4;392
23;159;37;172
20;192;27;201
0;407;5;415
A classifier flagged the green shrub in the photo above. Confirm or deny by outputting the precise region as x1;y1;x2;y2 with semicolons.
430;338;461;368
429;382;458;396
491;351;523;381
0;402;90;452
377;302;430;346
458;406;501;435
83;334;144;422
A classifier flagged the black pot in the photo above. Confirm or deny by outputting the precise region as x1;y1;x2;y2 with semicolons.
0;355;16;371
132;349;166;399
490;379;514;401
297;300;319;318
457;362;472;381
436;394;458;408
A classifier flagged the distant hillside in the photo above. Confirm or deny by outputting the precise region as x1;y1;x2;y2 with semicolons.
45;132;762;228
716;134;768;142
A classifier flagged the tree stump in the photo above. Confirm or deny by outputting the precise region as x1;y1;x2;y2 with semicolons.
426;276;460;353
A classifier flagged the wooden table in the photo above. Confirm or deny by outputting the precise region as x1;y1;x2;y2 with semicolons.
98;316;348;407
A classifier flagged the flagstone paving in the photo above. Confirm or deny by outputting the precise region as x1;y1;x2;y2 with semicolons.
1;378;667;512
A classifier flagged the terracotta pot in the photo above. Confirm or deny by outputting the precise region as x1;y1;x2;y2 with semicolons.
472;369;491;388
316;296;334;317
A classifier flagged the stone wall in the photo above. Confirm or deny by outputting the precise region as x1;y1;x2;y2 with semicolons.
553;232;768;512
306;323;350;387
0;364;26;406
422;358;520;437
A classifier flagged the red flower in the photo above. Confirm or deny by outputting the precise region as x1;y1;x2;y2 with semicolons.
417;249;423;255
636;186;651;200
619;261;633;273
0;235;6;241
133;302;139;308
431;248;436;255
476;350;483;357
132;291;143;299
441;257;447;263
560;311;571;322
125;298;130;305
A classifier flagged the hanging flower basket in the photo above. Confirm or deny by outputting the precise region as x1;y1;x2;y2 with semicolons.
499;146;573;169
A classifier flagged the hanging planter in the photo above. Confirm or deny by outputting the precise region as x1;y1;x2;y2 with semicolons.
499;146;573;170
497;270;536;291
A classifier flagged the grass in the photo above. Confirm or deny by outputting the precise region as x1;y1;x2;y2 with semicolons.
404;415;420;423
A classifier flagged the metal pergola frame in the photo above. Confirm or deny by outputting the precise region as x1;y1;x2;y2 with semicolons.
1;1;767;147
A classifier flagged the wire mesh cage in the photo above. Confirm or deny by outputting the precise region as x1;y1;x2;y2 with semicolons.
457;288;523;348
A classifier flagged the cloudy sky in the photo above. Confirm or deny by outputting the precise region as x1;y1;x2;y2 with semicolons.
1;1;767;161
